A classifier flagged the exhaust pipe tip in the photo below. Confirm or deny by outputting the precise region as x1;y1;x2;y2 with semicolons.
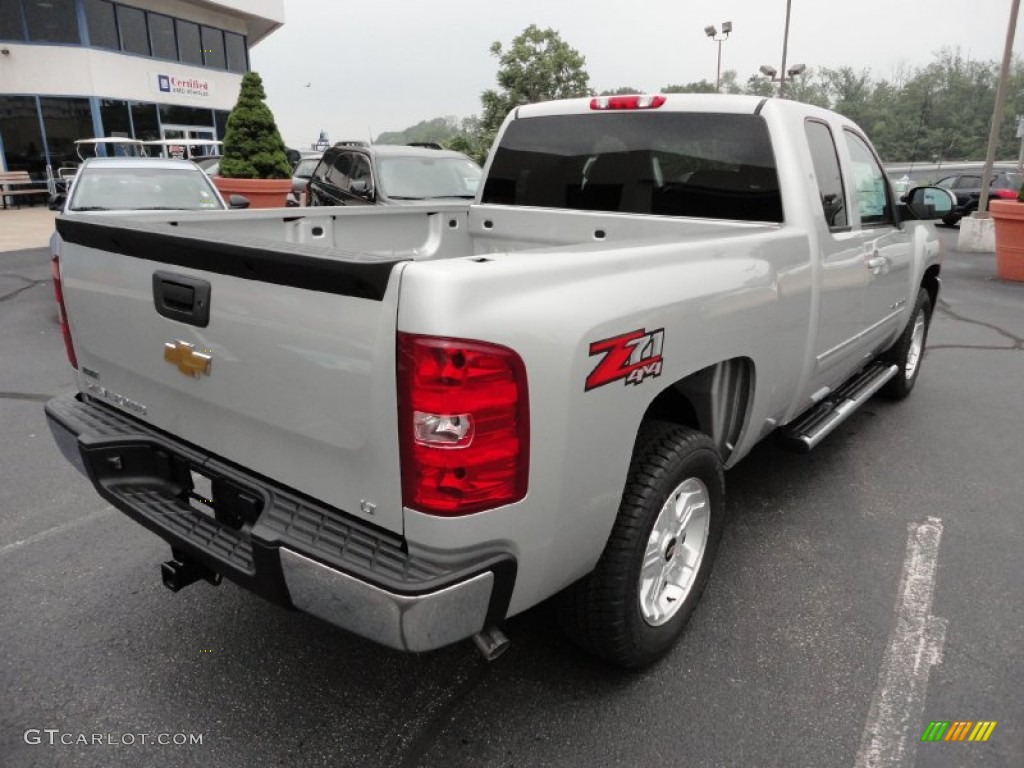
472;626;510;662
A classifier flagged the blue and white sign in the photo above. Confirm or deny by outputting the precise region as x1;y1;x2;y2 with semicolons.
152;73;214;99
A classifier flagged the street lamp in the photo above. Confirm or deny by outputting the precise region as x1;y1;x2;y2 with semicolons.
704;21;732;92
759;63;806;96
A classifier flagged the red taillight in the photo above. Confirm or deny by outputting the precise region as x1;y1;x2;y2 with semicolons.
992;188;1017;199
397;333;529;516
590;94;666;111
50;254;78;369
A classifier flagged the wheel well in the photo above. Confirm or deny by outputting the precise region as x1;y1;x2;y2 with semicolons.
640;358;754;462
922;264;940;312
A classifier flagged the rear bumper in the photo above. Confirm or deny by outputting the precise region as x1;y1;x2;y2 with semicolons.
45;392;515;652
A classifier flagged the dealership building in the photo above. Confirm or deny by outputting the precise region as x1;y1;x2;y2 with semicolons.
0;0;284;177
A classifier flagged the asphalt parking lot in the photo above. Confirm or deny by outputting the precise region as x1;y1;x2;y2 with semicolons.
1;226;1021;768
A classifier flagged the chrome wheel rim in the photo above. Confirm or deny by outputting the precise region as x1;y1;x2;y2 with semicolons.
905;312;926;380
639;477;711;626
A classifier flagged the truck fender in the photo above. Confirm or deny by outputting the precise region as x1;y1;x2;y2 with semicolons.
640;357;755;464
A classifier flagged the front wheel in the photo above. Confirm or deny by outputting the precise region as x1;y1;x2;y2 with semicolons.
557;422;725;668
879;287;932;400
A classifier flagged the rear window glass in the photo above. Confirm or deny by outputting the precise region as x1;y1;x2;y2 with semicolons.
481;112;782;222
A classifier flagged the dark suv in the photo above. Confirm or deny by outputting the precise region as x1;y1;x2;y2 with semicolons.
935;171;1023;225
306;143;482;207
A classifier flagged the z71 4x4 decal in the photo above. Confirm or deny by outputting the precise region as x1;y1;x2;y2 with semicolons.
585;328;665;391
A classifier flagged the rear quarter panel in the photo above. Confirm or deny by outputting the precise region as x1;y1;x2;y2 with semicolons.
399;208;814;614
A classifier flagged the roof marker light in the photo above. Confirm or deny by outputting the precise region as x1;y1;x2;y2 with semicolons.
590;95;667;111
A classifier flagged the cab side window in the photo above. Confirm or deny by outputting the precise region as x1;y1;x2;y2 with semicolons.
328;153;353;189
844;130;892;226
349;155;372;191
804;120;848;229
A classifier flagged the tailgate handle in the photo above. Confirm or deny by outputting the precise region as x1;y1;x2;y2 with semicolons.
153;271;211;328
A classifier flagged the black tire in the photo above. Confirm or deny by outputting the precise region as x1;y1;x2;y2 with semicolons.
557;421;725;668
941;214;960;227
879;287;932;400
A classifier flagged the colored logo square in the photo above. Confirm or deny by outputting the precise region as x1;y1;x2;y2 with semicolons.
158;75;171;92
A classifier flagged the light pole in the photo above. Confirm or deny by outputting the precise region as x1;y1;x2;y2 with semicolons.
779;0;793;97
759;63;806;97
704;21;732;92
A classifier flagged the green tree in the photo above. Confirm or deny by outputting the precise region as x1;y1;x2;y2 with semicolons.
446;116;489;162
662;80;718;94
218;72;291;179
480;25;592;142
598;86;645;96
743;74;776;97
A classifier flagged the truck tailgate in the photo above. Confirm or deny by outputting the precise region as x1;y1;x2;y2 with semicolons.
55;216;407;534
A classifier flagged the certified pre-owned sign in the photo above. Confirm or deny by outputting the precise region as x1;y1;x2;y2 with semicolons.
154;73;214;99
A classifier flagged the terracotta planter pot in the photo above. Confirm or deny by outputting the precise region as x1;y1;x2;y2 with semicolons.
212;176;292;209
989;199;1024;282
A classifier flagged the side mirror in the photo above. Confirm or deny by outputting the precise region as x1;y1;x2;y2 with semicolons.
228;194;250;210
48;194;66;211
349;180;372;199
899;186;956;220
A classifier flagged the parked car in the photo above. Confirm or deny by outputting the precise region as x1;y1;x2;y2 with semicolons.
306;143;481;206
934;170;1023;225
290;152;322;204
50;157;246;214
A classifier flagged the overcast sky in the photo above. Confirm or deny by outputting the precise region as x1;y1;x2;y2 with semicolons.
249;0;1023;148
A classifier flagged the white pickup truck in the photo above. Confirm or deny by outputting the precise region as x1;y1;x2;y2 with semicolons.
46;94;954;668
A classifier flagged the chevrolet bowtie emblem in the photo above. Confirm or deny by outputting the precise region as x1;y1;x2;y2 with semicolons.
164;340;212;378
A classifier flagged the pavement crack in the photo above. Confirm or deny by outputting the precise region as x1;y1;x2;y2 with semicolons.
0;392;53;403
389;659;492;768
0;277;48;303
935;298;1024;350
926;344;1018;352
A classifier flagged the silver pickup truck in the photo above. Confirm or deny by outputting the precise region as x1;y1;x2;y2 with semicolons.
46;94;955;668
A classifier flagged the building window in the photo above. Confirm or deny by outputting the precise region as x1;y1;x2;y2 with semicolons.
160;104;214;128
117;4;149;56
99;100;131;138
0;1;248;71
130;102;159;141
39;97;93;169
83;0;118;50
24;0;79;44
148;12;175;60
214;110;229;140
200;25;225;69
225;31;247;73
0;96;44;176
175;19;202;65
0;0;26;41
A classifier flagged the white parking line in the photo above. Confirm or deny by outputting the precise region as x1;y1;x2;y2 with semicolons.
854;516;948;768
0;507;114;557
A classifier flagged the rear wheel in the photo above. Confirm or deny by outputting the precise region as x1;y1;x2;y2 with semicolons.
558;422;725;668
879;287;932;400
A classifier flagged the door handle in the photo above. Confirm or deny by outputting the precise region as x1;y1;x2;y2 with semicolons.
866;254;889;275
153;271;211;327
